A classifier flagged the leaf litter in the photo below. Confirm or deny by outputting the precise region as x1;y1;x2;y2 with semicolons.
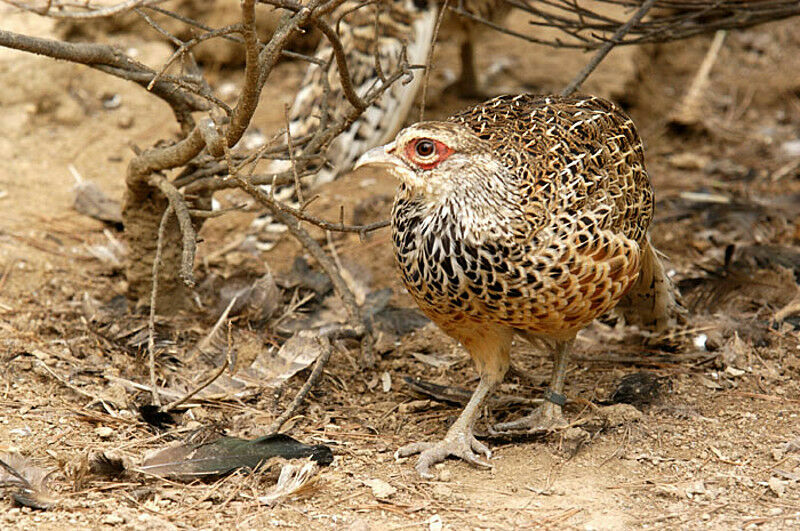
4;13;800;529
0;453;57;510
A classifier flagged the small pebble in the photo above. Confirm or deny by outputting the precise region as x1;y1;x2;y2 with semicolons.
102;514;125;525
95;426;114;439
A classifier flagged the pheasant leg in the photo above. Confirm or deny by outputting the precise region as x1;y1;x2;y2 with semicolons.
492;340;572;433
396;374;496;478
443;38;500;100
456;39;481;97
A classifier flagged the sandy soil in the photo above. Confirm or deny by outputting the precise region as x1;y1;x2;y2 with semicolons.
1;4;800;530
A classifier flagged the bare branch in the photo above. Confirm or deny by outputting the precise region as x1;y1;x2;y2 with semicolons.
312;16;367;112
1;0;168;19
146;23;244;94
462;0;800;50
266;326;363;435
147;174;197;286
225;0;262;147
147;204;173;407
284;105;305;204
234;175;364;327
561;0;657;96
133;6;183;47
0;29;206;126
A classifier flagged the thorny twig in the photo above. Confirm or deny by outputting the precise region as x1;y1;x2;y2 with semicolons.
1;0;166;19
161;320;235;412
266;327;363;435
147;205;174;407
561;0;657;96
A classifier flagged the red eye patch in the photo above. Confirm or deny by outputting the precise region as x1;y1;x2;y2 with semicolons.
404;138;454;170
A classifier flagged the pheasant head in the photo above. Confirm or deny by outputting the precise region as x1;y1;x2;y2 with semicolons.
355;121;509;201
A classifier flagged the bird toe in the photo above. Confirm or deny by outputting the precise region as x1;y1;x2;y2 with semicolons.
491;406;568;434
397;434;494;478
395;441;434;460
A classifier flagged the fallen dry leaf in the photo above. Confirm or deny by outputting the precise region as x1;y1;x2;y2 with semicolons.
0;452;57;509
362;478;396;499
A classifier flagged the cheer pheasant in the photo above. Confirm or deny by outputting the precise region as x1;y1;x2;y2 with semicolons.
356;94;681;478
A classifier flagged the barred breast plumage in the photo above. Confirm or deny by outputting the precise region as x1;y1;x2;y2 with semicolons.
392;94;652;339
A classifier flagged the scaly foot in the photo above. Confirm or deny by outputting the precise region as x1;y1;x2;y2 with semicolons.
490;402;568;435
395;428;492;479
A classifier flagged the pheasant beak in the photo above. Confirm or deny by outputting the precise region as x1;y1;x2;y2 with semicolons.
355;141;419;185
354;142;400;171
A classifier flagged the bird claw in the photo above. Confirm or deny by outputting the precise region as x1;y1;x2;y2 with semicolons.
395;433;492;479
490;405;568;435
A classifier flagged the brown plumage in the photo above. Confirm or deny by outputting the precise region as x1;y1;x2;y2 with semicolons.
355;94;681;477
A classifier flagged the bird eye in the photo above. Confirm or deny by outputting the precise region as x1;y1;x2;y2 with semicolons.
404;137;454;170
414;139;435;158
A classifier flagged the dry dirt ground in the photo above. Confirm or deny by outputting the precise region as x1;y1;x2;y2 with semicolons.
2;5;800;530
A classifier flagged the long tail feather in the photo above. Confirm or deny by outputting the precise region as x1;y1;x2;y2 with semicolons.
619;236;686;333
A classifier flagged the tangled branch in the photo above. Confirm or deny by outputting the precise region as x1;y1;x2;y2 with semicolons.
1;0;167;19
0;29;206;126
460;0;800;50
